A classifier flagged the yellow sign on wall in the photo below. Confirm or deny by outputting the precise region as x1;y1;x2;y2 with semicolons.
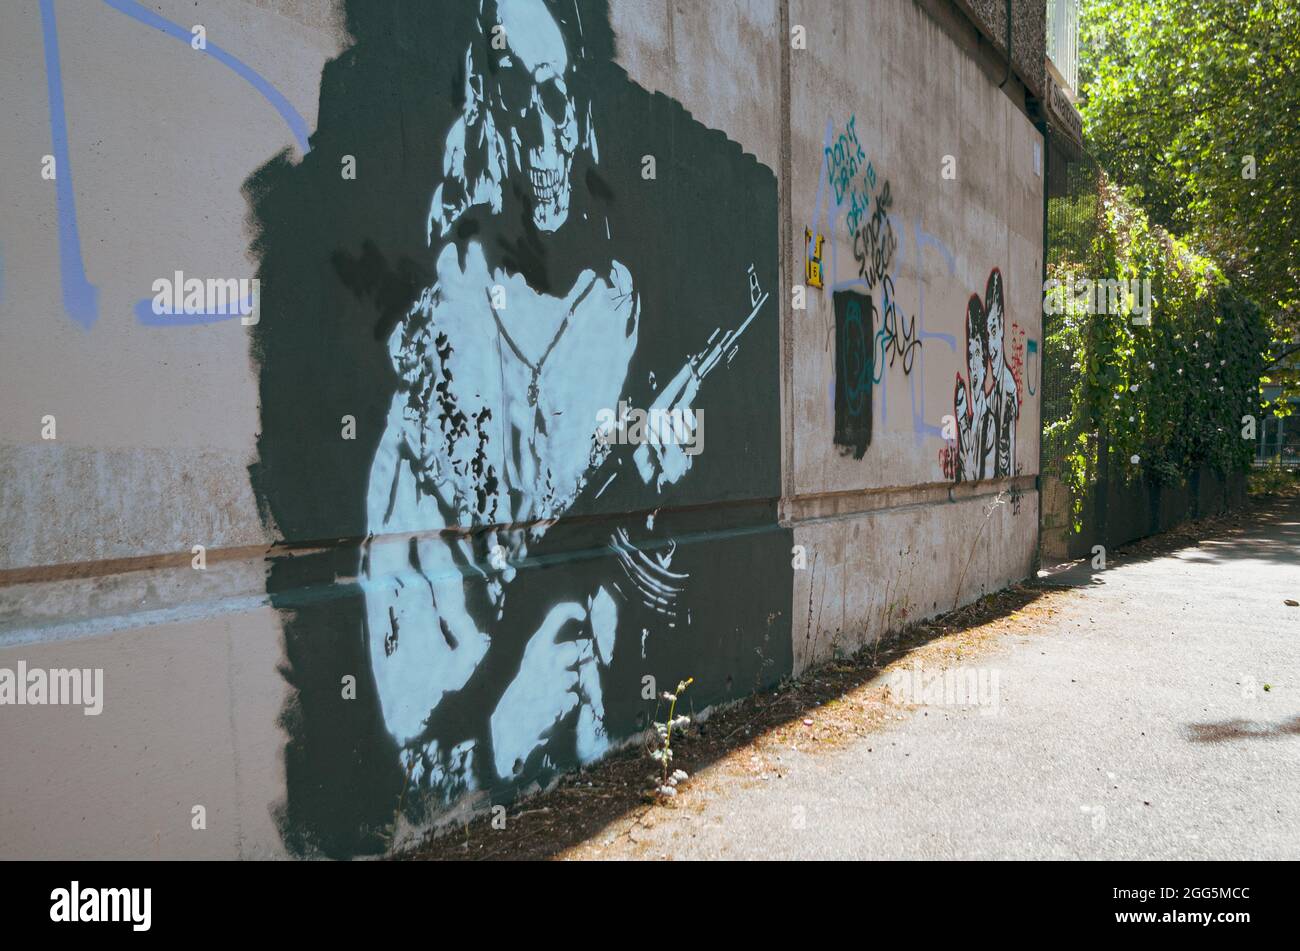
804;228;824;288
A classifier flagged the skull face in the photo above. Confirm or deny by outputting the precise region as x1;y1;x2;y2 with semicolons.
489;0;579;232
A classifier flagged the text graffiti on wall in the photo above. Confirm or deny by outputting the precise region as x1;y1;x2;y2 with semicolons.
939;439;959;480
825;115;876;242
853;179;896;291
1008;320;1028;404
875;273;922;379
806;114;959;448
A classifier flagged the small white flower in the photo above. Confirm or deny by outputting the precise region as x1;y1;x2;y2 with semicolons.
672;769;689;782
657;785;677;798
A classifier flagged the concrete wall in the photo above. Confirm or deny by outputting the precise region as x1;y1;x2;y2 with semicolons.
0;0;1042;858
785;0;1043;672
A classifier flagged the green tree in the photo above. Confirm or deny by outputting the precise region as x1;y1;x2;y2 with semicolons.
1078;0;1299;404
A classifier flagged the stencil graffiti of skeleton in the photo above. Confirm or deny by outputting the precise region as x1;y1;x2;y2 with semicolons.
953;268;1018;481
358;0;762;793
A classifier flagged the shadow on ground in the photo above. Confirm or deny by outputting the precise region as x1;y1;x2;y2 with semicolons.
1040;490;1300;589
400;484;1300;860
399;582;1053;860
1186;717;1300;743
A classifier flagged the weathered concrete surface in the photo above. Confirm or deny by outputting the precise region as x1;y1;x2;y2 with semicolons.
0;603;288;859
785;0;1045;673
564;496;1300;859
0;0;1047;856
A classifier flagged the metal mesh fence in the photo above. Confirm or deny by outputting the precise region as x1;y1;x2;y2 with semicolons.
1034;148;1097;561
1038;141;1261;561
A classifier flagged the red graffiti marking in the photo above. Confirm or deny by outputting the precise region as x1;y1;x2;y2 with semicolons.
1008;320;1028;405
939;440;959;481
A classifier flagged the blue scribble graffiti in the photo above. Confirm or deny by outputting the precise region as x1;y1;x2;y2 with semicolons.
806;116;956;445
102;0;311;154
39;0;99;329
34;0;312;328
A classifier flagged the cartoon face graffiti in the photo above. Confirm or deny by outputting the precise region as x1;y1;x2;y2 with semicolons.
984;271;1005;371
487;0;579;231
964;299;988;397
953;268;1018;482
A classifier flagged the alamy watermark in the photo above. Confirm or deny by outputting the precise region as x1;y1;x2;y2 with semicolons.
50;882;150;931
595;400;703;456
888;661;1001;716
1043;275;1152;325
150;270;260;324
0;662;103;715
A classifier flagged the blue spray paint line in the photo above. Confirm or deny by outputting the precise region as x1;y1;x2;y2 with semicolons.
915;225;957;349
39;0;99;329
811;119;959;438
102;0;311;154
133;295;250;326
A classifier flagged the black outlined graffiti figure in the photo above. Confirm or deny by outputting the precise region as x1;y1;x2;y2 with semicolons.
953;268;1018;481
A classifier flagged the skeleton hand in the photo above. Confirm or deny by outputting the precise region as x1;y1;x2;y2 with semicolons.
361;397;491;750
489;587;618;779
633;363;701;491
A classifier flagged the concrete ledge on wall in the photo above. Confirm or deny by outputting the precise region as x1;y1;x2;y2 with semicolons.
790;486;1038;675
782;473;1038;526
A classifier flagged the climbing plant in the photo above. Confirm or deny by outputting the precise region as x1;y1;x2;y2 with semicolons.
1043;175;1268;529
1078;0;1299;407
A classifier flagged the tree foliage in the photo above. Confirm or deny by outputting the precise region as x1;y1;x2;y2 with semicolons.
1078;0;1299;398
1043;175;1267;529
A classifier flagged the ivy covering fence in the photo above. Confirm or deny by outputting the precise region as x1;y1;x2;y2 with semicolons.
1042;160;1268;531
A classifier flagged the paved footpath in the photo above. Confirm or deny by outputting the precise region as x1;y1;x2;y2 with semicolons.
563;495;1300;859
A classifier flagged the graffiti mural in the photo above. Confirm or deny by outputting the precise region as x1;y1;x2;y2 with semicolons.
833;289;873;458
247;0;790;857
1008;320;1028;404
810;113;953;442
825;114;876;242
853;178;895;291
875;273;922;379
953;268;1019;481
